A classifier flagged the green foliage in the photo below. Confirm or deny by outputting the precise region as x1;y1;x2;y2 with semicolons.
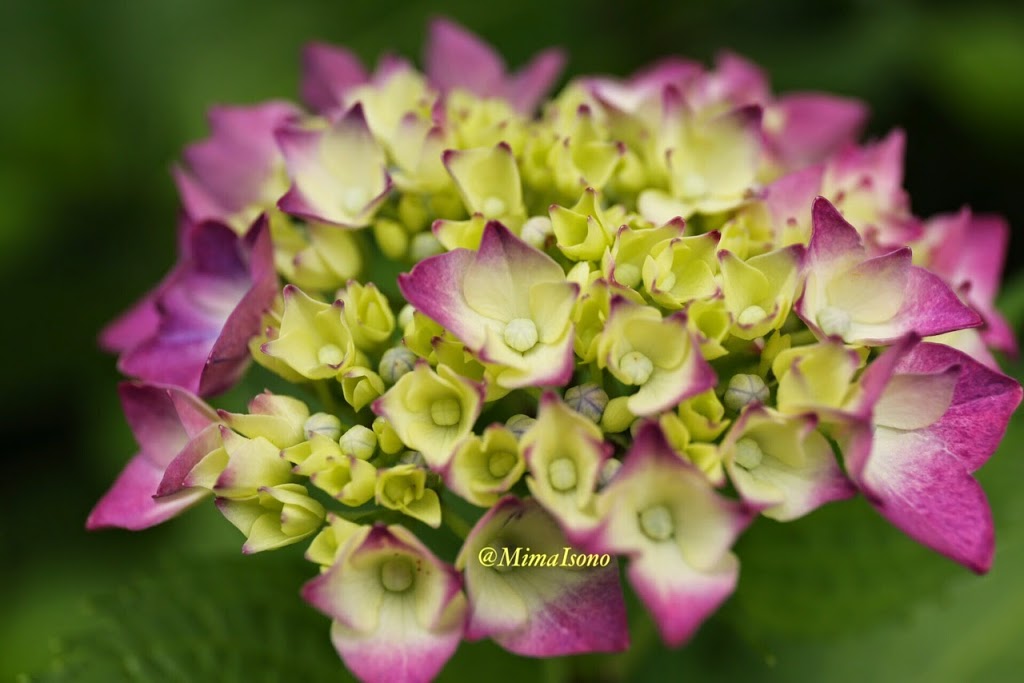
25;553;347;683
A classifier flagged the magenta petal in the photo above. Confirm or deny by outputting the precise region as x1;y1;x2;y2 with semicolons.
506;48;566;113
86;454;208;530
398;248;481;346
459;497;629;657
199;217;277;395
808;196;864;266
88;382;217;530
888;265;983;341
491;555;628;657
857;425;995;573
627;551;738;646
425;18;505;99
300;41;368;114
892;342;1022;472
115;216;275;396
175;101;299;224
769;93;868;167
328;623;461;683
763;165;823;233
99;286;165;354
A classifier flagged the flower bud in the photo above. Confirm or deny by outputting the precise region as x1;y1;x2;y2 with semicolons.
341;368;385;411
564;383;609;422
505;413;537;438
372;416;405;455
600;396;635;433
723;373;770;411
339;425;377;460
379;346;419;385
373;218;409;260
304;412;342;441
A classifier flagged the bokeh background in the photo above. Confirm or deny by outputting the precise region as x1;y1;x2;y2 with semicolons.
3;0;1024;680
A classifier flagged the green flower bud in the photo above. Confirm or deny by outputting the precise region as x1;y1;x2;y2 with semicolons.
600;396;635;434
373;416;405;454
564;383;609;422
304;412;342;441
217;483;325;554
375;464;441;527
341;367;386;411
505;413;537;438
373;218;409;260
339;425;377;460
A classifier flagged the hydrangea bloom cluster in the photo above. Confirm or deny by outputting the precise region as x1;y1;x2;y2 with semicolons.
91;18;1021;682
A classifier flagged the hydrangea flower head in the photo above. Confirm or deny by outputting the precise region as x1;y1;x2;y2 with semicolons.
92;17;1021;683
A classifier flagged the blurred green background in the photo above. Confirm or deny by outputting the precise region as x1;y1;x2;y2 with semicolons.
3;0;1024;680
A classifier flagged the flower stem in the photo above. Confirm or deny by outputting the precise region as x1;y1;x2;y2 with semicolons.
441;504;472;539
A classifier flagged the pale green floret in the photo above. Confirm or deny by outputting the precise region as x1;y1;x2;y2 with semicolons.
738;305;768;326
564;383;609;422
304;412;342;441
734;437;764;470
487;450;519;478
724;374;770;411
817;306;851;337
614;263;642;289
430;398;462;427
339;425;377;460
318;344;345;367
639;504;674;542
548;457;578;492
619;350;654;385
503;318;539;353
380;557;414;593
379;346;418;385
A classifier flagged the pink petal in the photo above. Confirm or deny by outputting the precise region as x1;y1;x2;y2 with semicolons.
505;48;566;113
768;93;868;167
86;453;208;531
300;42;367;114
425;18;505;99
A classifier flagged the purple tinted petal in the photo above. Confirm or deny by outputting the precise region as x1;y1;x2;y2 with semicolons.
425;18;505;98
86;453;208;530
891;266;983;340
300;42;367;114
505;48;566;113
893;343;1022;472
858;426;995;573
809;196;864;266
769;93;868;167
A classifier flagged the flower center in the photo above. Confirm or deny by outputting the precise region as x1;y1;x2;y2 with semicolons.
639;504;674;541
487;450;518;479
503;318;539;353
723;373;769;411
317;343;345;367
430;398;462;427
380;557;414;593
548;457;578;492
737;305;767;326
817;306;851;338
734;437;764;470
482;196;507;218
619;350;654;385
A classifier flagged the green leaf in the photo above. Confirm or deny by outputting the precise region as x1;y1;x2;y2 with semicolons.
25;552;349;683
